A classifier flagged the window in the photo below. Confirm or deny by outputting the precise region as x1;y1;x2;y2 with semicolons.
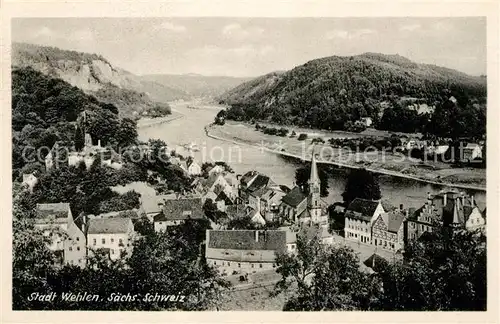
77;247;80;251
214;261;217;265
111;249;114;254
272;264;276;268
259;264;263;268
102;238;106;244
119;239;123;245
69;247;72;251
93;239;96;245
238;263;241;268
76;237;80;242
111;238;114;243
251;264;254;268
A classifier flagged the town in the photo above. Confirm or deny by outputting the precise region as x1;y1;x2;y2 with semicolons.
24;140;486;281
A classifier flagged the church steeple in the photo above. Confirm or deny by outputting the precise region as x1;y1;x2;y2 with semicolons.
308;153;319;186
308;153;322;223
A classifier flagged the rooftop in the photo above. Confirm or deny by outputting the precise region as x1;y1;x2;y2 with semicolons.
87;217;132;234
154;197;204;222
35;203;71;222
207;230;287;251
281;186;307;207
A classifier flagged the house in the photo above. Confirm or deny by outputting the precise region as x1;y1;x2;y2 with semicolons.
153;197;205;232
22;173;38;193
34;203;86;268
462;143;483;161
186;159;202;176
205;229;287;275
360;117;373;127
239;171;276;202
87;217;135;261
344;198;391;244
405;191;484;242
139;193;177;222
260;188;287;222
202;173;237;202
279;187;307;223
371;208;406;252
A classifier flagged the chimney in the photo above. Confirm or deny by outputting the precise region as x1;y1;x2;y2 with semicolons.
97;139;101;147
443;193;447;205
399;204;403;211
461;193;465;206
427;191;431;200
255;230;259;242
470;195;474;206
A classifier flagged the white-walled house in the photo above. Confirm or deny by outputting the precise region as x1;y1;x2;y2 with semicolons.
205;230;287;275
34;203;87;268
344;199;391;244
22;173;38;193
87;218;135;261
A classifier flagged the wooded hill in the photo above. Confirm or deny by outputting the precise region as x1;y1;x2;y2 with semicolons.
219;53;486;136
12;43;182;118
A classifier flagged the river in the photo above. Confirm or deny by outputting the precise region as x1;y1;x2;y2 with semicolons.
138;101;486;211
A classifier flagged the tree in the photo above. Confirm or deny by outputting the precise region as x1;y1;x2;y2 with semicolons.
74;125;85;151
377;227;486;310
274;233;381;310
295;165;329;197
342;168;381;206
12;219;58;310
226;215;257;230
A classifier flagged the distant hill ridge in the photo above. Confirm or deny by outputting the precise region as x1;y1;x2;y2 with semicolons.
140;74;252;98
11;42;188;117
218;52;486;130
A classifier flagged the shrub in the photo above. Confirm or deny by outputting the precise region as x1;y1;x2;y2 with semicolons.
297;133;308;141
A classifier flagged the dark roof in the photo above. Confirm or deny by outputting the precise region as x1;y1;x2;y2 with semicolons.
387;210;405;233
154;198;204;222
207;230;286;251
442;198;464;226
216;190;234;205
203;173;221;189
346;198;380;217
249;186;268;198
87;218;132;234
246;174;271;193
281;186;307;207
240;171;258;186
35;203;71;222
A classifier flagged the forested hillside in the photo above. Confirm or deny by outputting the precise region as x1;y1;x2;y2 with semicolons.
12;67;138;178
219;53;486;137
12;43;179;118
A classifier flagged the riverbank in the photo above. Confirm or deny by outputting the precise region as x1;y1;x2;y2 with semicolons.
205;122;486;191
136;110;184;128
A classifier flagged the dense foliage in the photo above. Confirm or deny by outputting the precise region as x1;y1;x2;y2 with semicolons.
221;53;486;137
275;226;486;311
12;67;138;178
342;168;382;206
377;228;487;310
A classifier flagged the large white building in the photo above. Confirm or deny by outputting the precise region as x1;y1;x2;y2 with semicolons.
87;218;135;261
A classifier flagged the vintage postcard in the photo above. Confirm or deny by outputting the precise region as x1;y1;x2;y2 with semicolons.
0;0;498;323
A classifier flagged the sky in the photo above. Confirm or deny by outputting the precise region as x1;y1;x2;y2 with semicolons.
12;17;486;77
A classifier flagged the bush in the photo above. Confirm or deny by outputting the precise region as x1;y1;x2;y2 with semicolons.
297;133;308;141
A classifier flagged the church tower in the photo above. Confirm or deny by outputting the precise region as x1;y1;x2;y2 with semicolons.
308;153;323;223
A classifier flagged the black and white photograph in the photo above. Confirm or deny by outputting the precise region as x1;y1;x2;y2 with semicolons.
5;8;494;317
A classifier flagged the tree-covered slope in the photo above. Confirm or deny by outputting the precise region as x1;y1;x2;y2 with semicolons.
219;53;486;133
12;67;138;177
